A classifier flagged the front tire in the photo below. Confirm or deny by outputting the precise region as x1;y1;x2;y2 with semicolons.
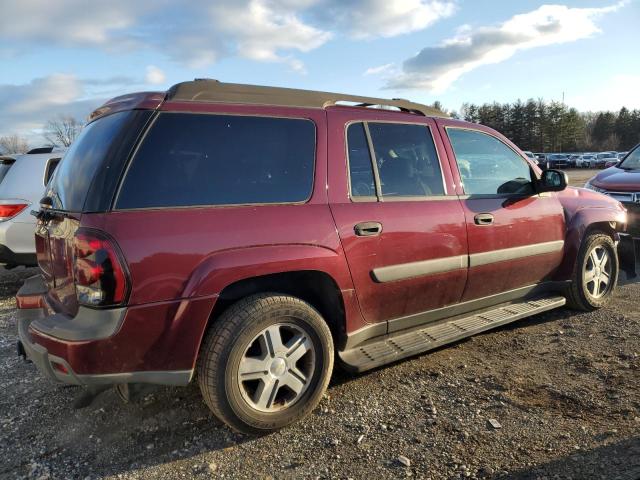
566;232;618;311
197;293;334;434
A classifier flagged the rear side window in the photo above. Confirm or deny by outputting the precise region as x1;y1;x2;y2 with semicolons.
369;123;444;197
347;123;375;197
117;113;316;209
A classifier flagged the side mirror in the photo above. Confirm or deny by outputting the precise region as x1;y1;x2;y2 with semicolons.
537;169;568;192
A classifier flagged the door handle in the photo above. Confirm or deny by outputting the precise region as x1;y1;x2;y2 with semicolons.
354;221;382;237
474;213;494;226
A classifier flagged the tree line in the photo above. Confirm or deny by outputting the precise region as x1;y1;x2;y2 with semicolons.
0;115;81;154
2;102;640;155
448;99;640;153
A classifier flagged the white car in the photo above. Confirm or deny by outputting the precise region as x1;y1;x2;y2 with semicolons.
0;147;65;268
576;154;596;168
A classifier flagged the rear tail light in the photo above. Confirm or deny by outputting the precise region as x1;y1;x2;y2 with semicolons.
0;203;29;221
72;229;130;307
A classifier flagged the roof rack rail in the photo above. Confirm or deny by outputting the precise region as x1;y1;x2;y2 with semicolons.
166;79;447;118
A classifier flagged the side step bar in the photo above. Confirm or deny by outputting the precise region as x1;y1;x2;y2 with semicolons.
339;296;566;372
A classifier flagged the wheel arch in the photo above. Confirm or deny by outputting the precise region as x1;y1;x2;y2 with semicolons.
554;207;624;281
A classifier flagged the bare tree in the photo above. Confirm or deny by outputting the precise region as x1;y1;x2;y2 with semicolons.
44;115;82;147
0;134;30;154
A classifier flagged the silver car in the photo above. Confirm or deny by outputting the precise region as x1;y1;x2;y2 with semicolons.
0;148;65;268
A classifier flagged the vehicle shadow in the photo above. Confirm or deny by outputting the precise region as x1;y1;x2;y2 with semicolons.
505;436;640;479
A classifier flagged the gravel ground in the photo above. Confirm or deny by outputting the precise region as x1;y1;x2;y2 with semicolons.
1;263;639;480
1;172;637;480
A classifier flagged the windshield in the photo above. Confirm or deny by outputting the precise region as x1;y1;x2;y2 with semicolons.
620;146;640;169
46;111;132;211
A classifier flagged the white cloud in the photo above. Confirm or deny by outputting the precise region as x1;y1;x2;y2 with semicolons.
364;63;397;76
0;0;150;47
314;0;457;39
0;0;455;72
208;0;332;71
0;75;98;144
384;1;628;93
145;65;166;85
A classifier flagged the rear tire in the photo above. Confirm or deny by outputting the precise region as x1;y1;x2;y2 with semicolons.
566;232;618;311
197;293;334;434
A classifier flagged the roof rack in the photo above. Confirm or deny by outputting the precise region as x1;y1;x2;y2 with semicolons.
166;79;447;118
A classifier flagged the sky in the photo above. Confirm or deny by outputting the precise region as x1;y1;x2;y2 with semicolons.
0;0;638;144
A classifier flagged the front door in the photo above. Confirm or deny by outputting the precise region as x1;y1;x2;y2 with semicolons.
437;121;566;301
328;109;468;330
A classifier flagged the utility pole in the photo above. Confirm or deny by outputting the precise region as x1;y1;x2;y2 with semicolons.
559;91;565;152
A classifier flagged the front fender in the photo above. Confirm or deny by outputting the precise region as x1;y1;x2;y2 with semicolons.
554;206;627;280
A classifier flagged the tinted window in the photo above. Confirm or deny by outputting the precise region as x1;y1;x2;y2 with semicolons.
44;158;61;185
621;145;640;169
47;111;133;211
447;129;533;195
117;113;315;209
347;123;375;197
0;158;15;185
368;123;444;197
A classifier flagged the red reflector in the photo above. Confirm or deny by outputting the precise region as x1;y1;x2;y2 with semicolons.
0;203;28;220
52;362;69;374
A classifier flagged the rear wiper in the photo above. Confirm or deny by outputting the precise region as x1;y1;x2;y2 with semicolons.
30;196;71;221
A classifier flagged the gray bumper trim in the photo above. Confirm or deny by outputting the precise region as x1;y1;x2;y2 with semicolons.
17;308;193;386
32;306;127;342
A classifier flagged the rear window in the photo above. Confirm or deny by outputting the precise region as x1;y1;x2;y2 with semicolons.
116;113;316;209
0;158;15;185
46;111;134;211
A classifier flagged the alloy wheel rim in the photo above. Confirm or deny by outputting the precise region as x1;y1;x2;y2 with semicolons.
237;322;315;413
583;245;612;299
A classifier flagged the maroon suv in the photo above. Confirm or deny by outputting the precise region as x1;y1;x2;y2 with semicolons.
16;80;634;433
585;144;640;237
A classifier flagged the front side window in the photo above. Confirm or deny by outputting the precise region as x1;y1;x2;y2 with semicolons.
447;129;534;195
117;113;316;209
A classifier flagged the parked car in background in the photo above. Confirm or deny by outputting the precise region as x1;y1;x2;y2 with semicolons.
618;152;628;160
605;159;620;169
0;147;64;268
523;151;537;163
568;154;581;167
577;154;597;168
592;152;618;168
16;80;632;434
586;143;640;237
546;154;570;169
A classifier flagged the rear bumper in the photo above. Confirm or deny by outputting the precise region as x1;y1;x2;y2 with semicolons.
0;244;37;267
0;219;37;266
16;275;198;386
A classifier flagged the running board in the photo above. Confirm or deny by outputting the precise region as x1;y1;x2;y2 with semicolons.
339;296;566;372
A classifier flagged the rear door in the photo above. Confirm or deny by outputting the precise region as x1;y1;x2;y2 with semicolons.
328;109;468;332
437;120;566;301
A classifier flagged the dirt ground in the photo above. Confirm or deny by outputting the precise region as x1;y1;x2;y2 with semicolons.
1;169;638;480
